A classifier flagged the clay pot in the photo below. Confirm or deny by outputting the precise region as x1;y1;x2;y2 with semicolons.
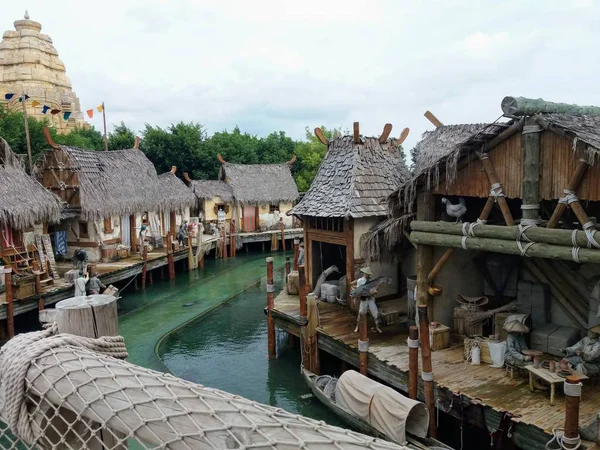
560;359;569;371
533;355;541;368
549;360;556;372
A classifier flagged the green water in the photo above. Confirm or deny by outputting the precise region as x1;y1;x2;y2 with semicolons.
118;252;344;427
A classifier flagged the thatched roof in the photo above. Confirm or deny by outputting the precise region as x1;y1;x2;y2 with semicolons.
188;180;233;202
537;114;600;160
158;171;197;213
0;138;61;229
290;136;409;218
219;162;298;204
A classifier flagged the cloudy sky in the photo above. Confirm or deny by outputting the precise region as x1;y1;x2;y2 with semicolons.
3;0;598;151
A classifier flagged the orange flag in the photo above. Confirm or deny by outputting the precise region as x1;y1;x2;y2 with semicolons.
87;109;94;118
31;100;40;107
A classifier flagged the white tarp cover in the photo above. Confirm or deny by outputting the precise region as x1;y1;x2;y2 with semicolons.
335;370;429;445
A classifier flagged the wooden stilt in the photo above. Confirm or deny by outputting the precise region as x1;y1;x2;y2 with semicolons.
169;212;176;238
307;293;320;375
479;197;495;222
262;241;265;253
563;376;582;449
280;219;286;251
408;325;419;400
427;248;454;283
4;268;14;339
230;220;236;257
141;246;148;291
299;265;309;369
148;270;153;285
221;226;228;259
160;266;165;280
187;234;194;271
299;265;308;318
33;260;44;311
288;333;296;349
167;234;175;281
293;238;300;270
418;305;437;438
358;311;368;376
417;244;434;320
133;276;138;291
548;158;589;228
480;155;515;226
285;257;291;281
266;257;276;359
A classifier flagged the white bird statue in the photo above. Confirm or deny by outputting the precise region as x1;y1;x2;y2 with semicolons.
441;197;467;223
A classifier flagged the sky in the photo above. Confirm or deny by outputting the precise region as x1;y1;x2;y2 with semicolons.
2;0;599;151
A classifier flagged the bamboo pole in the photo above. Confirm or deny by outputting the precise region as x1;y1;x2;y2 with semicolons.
21;91;33;173
479;197;495;222
4;268;14;339
479;155;514;226
548;159;589;229
427;248;454;283
280;219;286;251
141;245;148;291
166;234;175;281
408;325;419;400
293;239;300;270
411;230;600;264
187;234;194;272
418;305;437;438
416;244;434;321
266;257;275;360
563;376;582;449
358;311;368;376
102;101;108;151
411;220;600;249
521;119;541;223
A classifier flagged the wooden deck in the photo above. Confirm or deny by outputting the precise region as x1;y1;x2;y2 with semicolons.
272;290;600;450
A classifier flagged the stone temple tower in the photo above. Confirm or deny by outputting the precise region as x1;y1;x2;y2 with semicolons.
0;12;87;133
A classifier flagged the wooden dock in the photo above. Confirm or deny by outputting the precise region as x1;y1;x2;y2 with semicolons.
271;290;600;450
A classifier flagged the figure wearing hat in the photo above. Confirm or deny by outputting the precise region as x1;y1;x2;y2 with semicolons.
297;242;305;266
353;266;382;334
504;316;532;368
559;326;600;375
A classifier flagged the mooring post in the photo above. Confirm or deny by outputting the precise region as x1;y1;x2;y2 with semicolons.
358;311;368;376
299;265;307;318
141;245;148;291
408;325;419;400
32;260;44;311
285;256;291;285
299;265;309;369
148;269;153;285
166;234;175;281
306;292;320;374
418;305;437;438
293;238;299;270
266;257;276;359
230;220;236;258
4;268;14;339
563;376;582;449
280;219;286;251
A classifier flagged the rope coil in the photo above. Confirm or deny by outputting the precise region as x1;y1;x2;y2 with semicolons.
266;284;275;293
357;339;369;352
489;182;505;201
563;381;583;397
407;338;420;349
421;371;434;382
545;428;581;449
516;223;536;257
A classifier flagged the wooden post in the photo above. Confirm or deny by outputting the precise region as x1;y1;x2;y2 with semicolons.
418;305;437;438
285;257;290;283
187;234;194;271
21;91;33;172
148;269;153;285
293;238;300;270
280;219;286;251
408;325;419;400
306;292;320;374
548;159;589;228
427;248;454;283
479;155;514;226
266;257;276;359
479;197;495;222
230;220;236;258
221;226;227;259
563;376;582;449
298;265;310;370
169;212;176;237
166;234;175;281
4;268;14;339
521;119;541;223
299;265;308;318
345;218;354;302
141;245;148;291
417;244;434;320
358;312;368;376
33;260;44;311
101;101;108;151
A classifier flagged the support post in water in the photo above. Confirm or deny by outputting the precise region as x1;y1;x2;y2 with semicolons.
285;257;291;284
221;226;228;259
230;220;236;258
280;219;286;251
4;267;14;339
293;238;300;270
563;376;582;449
141;245;148;291
166;234;175;281
408;325;419;400
358;311;368;376
266;257;276;359
187;233;194;272
418;305;437;438
33;260;44;311
298;265;309;369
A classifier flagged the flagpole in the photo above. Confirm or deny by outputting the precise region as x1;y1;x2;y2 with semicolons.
102;101;108;150
21;91;33;172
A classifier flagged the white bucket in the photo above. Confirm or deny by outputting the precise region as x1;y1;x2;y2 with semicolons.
471;343;481;365
488;341;507;368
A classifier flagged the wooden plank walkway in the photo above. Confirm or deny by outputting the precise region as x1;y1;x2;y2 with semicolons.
272;290;600;450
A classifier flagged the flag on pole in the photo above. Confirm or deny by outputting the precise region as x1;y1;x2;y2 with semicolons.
4;93;15;100
97;104;104;112
31;100;40;107
50;109;60;115
17;95;30;102
42;105;50;114
63;112;71;120
86;109;94;118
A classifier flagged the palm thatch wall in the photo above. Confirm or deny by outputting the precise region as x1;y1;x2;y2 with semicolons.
290;136;409;218
158;171;197;214
0;138;61;229
219;162;298;204
188;180;233;202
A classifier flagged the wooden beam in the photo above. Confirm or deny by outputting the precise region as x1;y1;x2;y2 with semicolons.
379;123;393;143
314;127;329;146
424;111;443;128
183;172;192;183
479;155;514;226
353;122;360;143
397;127;410;145
287;154;297;166
43;127;59;149
547;156;590;228
133;136;140;149
427;248;454;283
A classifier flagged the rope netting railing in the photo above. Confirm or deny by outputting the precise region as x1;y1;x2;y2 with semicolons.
0;326;410;450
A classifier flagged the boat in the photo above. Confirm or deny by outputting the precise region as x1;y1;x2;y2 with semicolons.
302;368;453;450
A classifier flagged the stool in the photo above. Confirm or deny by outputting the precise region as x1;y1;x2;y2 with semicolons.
505;363;524;379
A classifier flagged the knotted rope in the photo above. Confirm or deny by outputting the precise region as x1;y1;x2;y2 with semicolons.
558;189;579;206
460;220;486;250
516;223;536;257
545;428;581;450
0;324;128;445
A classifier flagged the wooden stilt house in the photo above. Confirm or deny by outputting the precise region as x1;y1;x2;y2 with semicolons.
157;167;196;236
34;129;195;262
290;123;410;299
184;177;234;228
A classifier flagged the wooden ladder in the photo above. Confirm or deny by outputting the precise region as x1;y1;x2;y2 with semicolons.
35;235;47;271
42;234;59;279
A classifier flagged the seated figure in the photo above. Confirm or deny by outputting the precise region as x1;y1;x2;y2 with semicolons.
560;330;600;375
504;319;532;368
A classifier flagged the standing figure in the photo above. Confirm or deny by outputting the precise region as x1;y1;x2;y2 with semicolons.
504;319;532;368
560;330;600;375
352;267;382;334
138;222;148;256
297;242;305;266
178;220;188;247
87;272;106;295
74;270;88;297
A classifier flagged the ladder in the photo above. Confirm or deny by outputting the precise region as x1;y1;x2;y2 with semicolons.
42;234;59;279
35;235;47;270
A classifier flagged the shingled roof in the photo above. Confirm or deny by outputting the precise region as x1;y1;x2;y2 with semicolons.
0;138;61;229
218;162;298;204
290;135;409;218
188;180;233;202
157;171;197;213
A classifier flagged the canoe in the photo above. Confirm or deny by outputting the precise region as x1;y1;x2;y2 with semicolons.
302;368;453;450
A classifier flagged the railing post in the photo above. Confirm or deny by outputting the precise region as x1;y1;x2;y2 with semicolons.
280;219;286;251
563;376;582;449
408;325;419;400
166;234;175;281
358;312;368;376
285;257;291;286
4;268;14;339
293;238;300;270
187;233;194;271
418;305;437;438
266;257;275;359
141;245;148;290
230;220;236;257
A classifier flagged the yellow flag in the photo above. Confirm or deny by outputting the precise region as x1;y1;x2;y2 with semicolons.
31;100;40;107
97;104;103;112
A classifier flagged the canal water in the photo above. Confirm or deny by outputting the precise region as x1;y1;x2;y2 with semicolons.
118;251;344;427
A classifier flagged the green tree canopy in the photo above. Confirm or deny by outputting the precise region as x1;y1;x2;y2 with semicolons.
108;122;136;150
293;126;340;192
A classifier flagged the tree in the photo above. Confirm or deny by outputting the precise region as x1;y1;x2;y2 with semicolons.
0;105;52;164
293;126;340;192
108;122;136;150
53;126;104;150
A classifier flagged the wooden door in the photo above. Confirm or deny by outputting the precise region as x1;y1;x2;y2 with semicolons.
121;216;131;247
242;205;256;232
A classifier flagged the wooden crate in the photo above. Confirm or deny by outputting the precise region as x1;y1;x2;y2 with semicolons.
429;323;450;351
12;277;35;300
453;306;484;337
117;249;129;259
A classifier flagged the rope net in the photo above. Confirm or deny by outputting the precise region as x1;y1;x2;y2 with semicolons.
0;329;409;450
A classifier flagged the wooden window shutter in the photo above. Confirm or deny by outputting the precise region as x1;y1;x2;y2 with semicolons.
104;217;113;233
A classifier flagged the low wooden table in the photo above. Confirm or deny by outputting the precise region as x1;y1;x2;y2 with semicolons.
525;365;588;405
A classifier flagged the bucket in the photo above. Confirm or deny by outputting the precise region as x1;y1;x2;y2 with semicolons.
488;341;507;368
407;276;417;321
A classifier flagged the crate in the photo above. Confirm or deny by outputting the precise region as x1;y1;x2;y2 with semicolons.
11;275;35;300
429;323;450;351
117;249;129;259
453;307;484;337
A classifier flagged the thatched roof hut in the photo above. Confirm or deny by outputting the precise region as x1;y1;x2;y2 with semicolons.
218;161;298;204
290;135;410;218
157;168;197;213
0;138;61;229
188;180;233;202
